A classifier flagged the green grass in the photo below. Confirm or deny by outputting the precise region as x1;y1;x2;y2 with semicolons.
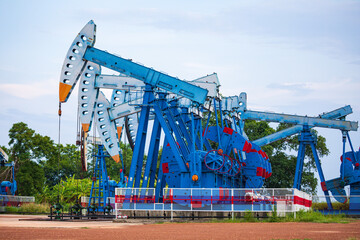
1;202;80;214
3;203;50;214
244;210;257;222
294;210;350;223
312;201;349;210
209;209;353;224
3;206;19;213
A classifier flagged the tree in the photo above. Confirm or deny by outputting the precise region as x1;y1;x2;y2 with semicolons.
8;122;35;164
41;144;88;187
105;154;123;182
6;122;48;196
244;120;276;156
3;122;135;198
6;122;89;196
120;142;133;176
16;160;45;196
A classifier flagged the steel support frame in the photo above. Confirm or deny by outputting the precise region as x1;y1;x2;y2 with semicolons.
292;126;333;210
169;100;195;150
127;84;153;188
88;145;110;211
127;88;191;201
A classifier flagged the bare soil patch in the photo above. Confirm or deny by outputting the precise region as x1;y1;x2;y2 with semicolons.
0;214;359;240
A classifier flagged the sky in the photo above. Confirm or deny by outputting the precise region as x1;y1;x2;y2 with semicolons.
0;0;359;195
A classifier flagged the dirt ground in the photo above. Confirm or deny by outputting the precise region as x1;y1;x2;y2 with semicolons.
0;215;359;240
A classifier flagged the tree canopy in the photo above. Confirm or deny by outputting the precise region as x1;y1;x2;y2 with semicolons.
1;122;133;199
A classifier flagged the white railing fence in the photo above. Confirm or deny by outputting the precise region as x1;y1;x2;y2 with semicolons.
80;196;115;208
114;188;313;219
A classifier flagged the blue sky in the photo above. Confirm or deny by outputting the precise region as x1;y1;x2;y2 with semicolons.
0;0;359;193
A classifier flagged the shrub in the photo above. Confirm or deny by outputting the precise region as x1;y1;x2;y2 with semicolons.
269;206;279;222
295;209;349;223
2;203;50;214
244;210;256;222
36;175;91;207
312;201;349;210
19;203;50;213
4;206;19;213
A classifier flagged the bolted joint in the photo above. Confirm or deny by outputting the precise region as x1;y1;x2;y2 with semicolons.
192;174;199;182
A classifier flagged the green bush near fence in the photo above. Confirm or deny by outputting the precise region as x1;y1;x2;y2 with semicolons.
211;209;351;224
312;201;349;210
4;203;50;214
294;210;349;223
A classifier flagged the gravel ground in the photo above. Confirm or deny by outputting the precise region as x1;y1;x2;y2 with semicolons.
0;214;359;240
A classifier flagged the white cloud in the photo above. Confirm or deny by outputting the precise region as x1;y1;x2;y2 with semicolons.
266;78;360;104
0;79;57;99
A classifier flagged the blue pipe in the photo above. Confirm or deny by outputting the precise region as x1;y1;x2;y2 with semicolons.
213;98;222;150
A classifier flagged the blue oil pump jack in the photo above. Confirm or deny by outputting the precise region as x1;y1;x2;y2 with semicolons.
59;20;271;202
58;20;359;211
237;95;359;210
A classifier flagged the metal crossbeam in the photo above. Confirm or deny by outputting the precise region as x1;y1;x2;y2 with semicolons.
254;105;355;146
242;109;358;131
95;75;144;90
84;47;208;104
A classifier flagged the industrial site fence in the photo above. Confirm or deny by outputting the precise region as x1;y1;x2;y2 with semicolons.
0;195;35;207
80;196;117;209
114;188;312;218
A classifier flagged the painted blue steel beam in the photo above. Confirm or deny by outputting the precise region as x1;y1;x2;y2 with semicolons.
155;139;168;202
242;109;357;131
253;105;355;146
169;100;195;151
153;103;188;172
293;142;306;189
83;47;208;104
88;145;111;211
292;127;333;209
163;105;191;157
154;93;189;169
181;107;212;150
194;117;203;150
310;141;334;210
127;85;153;188
142;118;162;189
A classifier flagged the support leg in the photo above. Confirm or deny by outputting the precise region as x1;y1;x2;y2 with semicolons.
127;85;152;188
310;143;333;210
142;118;161;189
293;142;305;189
